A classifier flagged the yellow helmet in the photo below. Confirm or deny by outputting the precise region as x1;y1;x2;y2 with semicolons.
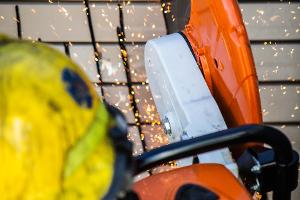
0;35;132;199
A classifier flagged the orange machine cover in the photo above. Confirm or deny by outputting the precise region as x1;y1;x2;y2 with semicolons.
133;164;251;200
183;0;262;128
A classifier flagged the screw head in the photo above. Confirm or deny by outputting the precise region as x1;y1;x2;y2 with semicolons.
251;165;261;174
251;184;260;191
162;117;172;135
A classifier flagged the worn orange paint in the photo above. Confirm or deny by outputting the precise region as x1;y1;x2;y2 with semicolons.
133;164;251;200
183;0;263;156
183;0;262;128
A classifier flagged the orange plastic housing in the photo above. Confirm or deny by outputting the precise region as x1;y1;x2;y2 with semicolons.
133;164;251;200
183;0;262;128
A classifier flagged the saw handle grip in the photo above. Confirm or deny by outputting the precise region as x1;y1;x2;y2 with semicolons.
134;124;298;200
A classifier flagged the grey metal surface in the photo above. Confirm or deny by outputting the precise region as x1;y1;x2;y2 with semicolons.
240;2;300;40
252;44;300;81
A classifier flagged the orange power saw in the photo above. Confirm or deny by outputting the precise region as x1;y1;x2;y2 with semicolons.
129;0;299;200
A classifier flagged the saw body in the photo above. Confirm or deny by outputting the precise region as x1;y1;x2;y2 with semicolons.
134;164;251;200
134;0;265;199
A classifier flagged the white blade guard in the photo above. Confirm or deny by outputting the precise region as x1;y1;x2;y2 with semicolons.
144;33;238;176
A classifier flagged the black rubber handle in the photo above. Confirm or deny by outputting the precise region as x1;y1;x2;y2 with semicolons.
134;124;296;200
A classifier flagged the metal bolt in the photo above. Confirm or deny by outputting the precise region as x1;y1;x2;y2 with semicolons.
251;165;261;174
251;184;260;191
251;179;261;192
162;117;172;136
